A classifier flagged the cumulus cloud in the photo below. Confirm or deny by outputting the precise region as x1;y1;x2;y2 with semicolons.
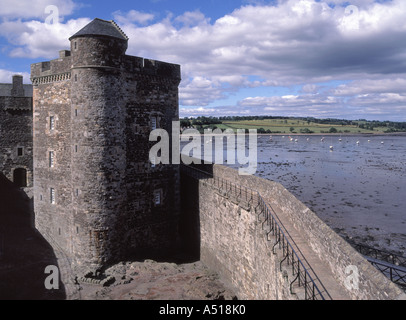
0;69;30;83
0;18;91;59
110;0;406;113
0;0;77;20
1;0;406;120
113;10;155;26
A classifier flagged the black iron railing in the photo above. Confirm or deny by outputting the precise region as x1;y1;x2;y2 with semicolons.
255;193;331;300
181;164;332;300
368;259;406;289
348;240;406;289
348;241;406;268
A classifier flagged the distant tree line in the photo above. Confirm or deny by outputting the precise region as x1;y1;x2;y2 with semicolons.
180;115;406;133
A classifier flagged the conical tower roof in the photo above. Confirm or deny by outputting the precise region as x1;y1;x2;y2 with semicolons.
69;18;128;41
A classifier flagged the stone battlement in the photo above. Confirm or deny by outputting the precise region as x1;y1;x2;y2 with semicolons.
31;52;181;83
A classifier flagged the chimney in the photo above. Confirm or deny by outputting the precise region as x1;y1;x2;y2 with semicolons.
11;75;24;97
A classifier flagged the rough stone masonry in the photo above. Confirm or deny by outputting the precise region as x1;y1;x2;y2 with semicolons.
0;75;33;194
31;18;181;275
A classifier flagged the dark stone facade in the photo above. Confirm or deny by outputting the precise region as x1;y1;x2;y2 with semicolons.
31;19;181;274
0;75;33;193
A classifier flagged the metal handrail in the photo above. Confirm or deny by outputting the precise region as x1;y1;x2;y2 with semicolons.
256;193;331;300
366;258;406;288
348;240;406;268
180;164;332;300
348;240;406;289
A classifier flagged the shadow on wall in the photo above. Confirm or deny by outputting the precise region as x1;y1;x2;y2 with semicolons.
179;163;214;262
0;173;66;300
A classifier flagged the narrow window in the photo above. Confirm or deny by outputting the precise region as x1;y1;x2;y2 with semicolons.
40;194;43;201
75;189;79;197
17;147;23;156
75;145;78;153
151;116;157;130
74;74;78;82
76;226;79;234
58;228;61;235
50;188;55;204
49;151;54;168
153;190;161;206
50;116;55;131
74;41;77;50
75;109;78;116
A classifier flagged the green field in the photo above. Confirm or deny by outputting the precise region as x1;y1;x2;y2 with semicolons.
207;119;381;134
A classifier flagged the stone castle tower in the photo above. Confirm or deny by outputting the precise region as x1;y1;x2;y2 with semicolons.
0;75;33;191
31;18;181;273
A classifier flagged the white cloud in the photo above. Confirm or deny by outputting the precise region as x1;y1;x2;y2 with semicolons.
333;78;406;96
0;69;30;83
175;10;209;27
111;0;406;105
0;18;91;59
113;10;155;26
1;0;406;120
0;0;77;20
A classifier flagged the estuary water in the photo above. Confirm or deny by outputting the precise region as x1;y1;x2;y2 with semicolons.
252;134;406;255
181;133;406;254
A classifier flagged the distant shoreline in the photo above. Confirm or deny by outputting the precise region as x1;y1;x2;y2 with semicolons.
257;132;406;137
181;131;406;137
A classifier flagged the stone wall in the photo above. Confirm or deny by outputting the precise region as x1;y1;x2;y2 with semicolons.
209;164;405;300
181;163;406;300
0;76;33;192
180;170;297;300
32;79;72;256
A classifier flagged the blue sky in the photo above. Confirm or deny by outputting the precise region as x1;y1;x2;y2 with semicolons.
1;0;406;121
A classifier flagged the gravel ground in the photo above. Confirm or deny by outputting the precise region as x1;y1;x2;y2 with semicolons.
76;260;237;300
